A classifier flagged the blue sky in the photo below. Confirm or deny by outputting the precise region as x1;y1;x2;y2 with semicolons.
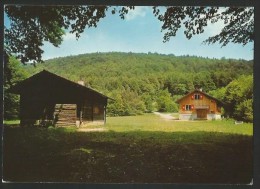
5;6;254;61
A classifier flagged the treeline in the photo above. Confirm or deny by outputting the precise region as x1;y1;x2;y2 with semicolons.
4;56;29;119
209;75;253;122
6;52;253;122
4;53;253;121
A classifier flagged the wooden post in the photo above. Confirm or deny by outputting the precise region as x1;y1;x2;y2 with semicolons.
91;104;94;122
104;105;107;125
20;95;25;127
80;110;82;123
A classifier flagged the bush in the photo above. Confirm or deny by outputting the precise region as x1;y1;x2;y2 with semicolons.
156;89;178;112
234;99;253;122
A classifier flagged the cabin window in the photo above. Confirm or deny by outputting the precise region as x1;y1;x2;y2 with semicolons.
185;105;191;111
93;106;99;114
194;93;200;100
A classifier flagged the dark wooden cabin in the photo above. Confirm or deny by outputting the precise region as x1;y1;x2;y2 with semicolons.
9;70;111;127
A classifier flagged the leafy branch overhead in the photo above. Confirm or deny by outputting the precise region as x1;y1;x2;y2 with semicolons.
155;6;254;46
4;6;254;63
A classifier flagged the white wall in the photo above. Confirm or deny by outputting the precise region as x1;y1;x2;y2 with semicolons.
179;114;197;120
179;113;221;120
207;114;222;120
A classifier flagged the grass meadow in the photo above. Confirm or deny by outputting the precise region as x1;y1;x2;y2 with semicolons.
3;114;253;183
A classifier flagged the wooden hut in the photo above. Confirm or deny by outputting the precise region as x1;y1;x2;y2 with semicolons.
9;70;111;127
176;89;223;120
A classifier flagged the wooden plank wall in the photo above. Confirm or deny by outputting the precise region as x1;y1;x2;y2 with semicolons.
179;92;220;114
54;104;77;127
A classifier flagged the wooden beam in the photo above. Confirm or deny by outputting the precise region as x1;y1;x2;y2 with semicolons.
104;105;107;124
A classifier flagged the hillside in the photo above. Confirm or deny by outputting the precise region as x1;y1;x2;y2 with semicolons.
23;52;253;119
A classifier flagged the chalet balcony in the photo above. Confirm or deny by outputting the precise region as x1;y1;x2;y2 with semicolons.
194;105;209;109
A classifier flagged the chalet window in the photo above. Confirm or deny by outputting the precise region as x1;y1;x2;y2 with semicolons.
194;93;200;100
185;105;191;111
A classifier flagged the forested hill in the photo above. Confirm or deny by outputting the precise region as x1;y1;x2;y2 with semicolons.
23;52;253;120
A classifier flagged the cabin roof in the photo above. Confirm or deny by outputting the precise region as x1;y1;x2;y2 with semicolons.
9;70;112;100
176;89;224;105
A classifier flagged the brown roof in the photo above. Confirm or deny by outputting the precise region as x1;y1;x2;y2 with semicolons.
176;89;224;105
9;70;112;100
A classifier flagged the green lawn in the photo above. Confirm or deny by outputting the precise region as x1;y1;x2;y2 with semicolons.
106;114;253;135
3;114;253;183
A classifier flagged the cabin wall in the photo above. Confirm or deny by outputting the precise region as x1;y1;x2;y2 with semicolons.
80;99;106;126
179;92;221;114
20;93;55;126
207;114;222;120
179;113;197;120
54;104;77;127
19;93;107;127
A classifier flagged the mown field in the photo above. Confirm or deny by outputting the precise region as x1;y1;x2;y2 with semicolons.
3;114;253;183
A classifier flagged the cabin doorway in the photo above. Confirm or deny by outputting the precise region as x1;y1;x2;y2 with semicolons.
196;109;207;119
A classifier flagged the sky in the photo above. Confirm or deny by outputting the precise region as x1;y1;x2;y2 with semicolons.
5;6;254;61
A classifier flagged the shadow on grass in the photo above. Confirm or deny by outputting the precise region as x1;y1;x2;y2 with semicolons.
3;126;253;184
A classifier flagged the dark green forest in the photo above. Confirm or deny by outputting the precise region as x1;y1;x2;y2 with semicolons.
4;52;253;122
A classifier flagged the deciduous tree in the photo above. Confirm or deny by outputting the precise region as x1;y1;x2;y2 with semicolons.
4;56;29;119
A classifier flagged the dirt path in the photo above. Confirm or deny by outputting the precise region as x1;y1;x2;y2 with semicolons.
77;128;107;132
154;112;176;120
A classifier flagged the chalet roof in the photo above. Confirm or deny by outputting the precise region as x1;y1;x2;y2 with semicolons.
176;89;224;105
9;70;111;100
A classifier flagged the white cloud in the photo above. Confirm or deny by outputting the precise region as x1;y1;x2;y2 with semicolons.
63;32;76;41
125;7;147;21
63;32;89;41
206;20;226;36
203;7;232;37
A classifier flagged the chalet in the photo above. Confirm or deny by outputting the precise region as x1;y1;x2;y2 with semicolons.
9;70;111;127
176;89;223;120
